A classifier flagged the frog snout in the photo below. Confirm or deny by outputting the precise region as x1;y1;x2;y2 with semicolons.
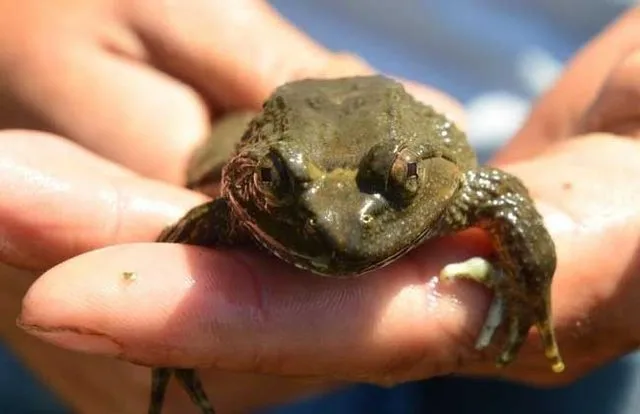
313;208;363;254
304;184;385;256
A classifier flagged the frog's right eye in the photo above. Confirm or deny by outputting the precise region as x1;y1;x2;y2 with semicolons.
387;148;420;204
254;151;294;197
356;143;425;208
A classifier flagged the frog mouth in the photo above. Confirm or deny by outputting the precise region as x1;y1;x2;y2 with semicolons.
226;170;442;277
242;226;353;276
243;219;428;278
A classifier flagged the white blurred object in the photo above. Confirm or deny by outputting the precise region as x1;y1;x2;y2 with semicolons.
463;46;563;147
517;47;564;96
466;92;530;148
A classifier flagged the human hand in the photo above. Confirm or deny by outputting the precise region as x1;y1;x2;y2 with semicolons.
9;2;640;414
0;1;459;413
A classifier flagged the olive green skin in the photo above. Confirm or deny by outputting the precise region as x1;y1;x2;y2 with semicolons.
217;76;476;275
147;76;563;414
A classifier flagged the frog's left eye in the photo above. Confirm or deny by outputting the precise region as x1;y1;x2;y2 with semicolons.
255;151;294;198
387;148;420;204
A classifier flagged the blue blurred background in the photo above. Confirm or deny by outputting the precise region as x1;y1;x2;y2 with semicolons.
2;1;639;413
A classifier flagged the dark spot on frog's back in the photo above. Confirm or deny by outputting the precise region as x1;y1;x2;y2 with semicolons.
344;96;367;113
273;94;287;110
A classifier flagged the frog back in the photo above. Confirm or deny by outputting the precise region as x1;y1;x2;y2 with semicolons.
241;75;477;172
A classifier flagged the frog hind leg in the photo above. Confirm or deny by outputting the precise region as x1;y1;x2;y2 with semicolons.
148;368;171;414
496;313;534;368
186;112;256;194
148;368;215;414
175;369;215;414
439;167;564;373
149;198;248;414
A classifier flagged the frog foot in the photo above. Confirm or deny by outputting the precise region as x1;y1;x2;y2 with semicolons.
440;257;565;373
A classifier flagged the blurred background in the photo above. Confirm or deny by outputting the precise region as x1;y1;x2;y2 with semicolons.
2;1;638;413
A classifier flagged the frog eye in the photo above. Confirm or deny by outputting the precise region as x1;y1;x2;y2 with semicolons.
387;148;420;203
255;151;294;197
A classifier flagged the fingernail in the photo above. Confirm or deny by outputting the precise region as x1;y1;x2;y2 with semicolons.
19;320;122;357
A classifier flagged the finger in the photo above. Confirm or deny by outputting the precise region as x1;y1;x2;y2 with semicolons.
20;235;493;383
578;50;640;138
0;31;210;184
127;0;364;110
126;0;468;126
0;130;205;271
495;7;640;163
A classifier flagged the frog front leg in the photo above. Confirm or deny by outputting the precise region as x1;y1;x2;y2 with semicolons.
438;167;565;373
150;198;248;414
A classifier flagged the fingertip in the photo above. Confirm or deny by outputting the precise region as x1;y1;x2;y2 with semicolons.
20;243;266;362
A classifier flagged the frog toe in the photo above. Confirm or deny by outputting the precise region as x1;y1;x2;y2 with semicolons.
536;320;566;373
475;293;504;350
495;315;531;368
440;257;507;351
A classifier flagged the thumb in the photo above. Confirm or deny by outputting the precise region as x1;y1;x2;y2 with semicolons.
19;239;491;382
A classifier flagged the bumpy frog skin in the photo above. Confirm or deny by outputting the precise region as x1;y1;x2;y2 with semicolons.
147;76;564;414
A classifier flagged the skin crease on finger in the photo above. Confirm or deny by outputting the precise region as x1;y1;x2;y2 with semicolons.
18;133;640;388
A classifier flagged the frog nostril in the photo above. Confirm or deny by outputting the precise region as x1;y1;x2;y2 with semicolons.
360;214;374;225
358;194;387;225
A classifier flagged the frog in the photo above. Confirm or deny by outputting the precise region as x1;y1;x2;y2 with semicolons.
147;75;564;414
